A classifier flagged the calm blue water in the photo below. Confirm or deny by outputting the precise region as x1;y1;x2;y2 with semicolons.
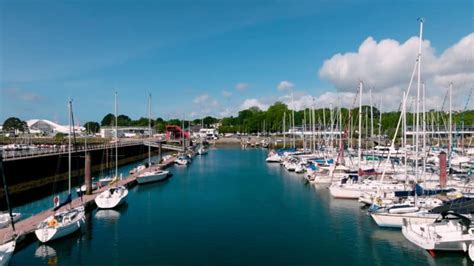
11;148;468;265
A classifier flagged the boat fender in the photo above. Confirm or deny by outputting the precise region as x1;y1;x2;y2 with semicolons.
376;197;383;206
48;219;58;227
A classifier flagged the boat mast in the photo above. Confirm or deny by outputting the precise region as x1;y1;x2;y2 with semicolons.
448;82;452;168
312;98;315;153
291;92;295;148
115;92;118;178
379;97;382;145
358;81;363;174
370;89;374;167
415;18;423;184
68;100;72;195
148;94;152;168
283;112;286;148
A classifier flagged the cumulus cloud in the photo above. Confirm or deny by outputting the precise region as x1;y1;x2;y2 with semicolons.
318;33;474;110
235;82;249;91
240;98;269;111
277;80;295;91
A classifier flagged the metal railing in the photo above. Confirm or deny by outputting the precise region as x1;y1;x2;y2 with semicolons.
1;140;149;161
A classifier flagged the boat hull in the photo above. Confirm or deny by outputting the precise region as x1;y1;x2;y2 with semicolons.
35;207;85;243
371;212;438;228
95;187;128;209
0;240;15;266
137;171;169;184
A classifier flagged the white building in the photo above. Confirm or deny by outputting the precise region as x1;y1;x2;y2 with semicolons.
199;128;218;139
100;126;152;138
26;119;85;136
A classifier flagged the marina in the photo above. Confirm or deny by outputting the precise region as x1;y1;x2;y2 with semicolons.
6;148;471;265
1;1;473;265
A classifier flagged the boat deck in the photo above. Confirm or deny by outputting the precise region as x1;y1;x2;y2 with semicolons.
0;156;176;243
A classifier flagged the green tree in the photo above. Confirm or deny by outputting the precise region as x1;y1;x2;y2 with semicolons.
117;115;132;126
2;117;28;133
203;116;218;127
83;121;100;134
101;113;115;126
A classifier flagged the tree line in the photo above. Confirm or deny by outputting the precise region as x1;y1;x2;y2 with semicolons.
2;102;473;138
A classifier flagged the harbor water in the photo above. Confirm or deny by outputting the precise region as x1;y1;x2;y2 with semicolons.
11;148;468;265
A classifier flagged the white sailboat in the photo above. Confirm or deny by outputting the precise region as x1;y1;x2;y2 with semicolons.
35;100;86;243
402;211;474;252
137;94;170;184
95;92;128;209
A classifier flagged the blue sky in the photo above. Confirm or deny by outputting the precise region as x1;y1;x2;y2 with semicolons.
1;0;472;124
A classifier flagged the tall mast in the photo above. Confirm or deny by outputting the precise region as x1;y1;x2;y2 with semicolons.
448;82;453;167
379;97;382;145
115;92;118;178
291;92;295;148
68;100;72;194
422;82;426;150
312;98;316;153
415;18;423;183
370;89;374;140
283;112;286;148
323;105;326;149
148;94;152;167
303;109;306;151
358;81;363;173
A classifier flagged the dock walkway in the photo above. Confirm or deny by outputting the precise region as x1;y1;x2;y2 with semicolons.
0;156;176;243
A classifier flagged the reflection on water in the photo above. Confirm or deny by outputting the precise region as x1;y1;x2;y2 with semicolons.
34;245;56;258
95;209;121;221
10;149;470;265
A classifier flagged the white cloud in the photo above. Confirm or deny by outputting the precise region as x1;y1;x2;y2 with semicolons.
193;94;209;104
222;90;232;98
277;80;295;91
318;33;474;110
235;82;249;91
240;98;269;111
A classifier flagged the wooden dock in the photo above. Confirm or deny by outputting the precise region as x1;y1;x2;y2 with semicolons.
0;156;177;243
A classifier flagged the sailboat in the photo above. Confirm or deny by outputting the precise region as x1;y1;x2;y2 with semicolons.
137;94;170;184
0;151;19;265
35;100;86;243
402;211;474;252
95;92;129;209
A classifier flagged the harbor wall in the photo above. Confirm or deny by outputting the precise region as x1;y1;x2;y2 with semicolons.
1;144;161;206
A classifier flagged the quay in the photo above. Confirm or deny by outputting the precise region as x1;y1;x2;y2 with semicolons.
0;155;177;243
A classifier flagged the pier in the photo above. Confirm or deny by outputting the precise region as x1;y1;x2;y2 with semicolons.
0;155;177;243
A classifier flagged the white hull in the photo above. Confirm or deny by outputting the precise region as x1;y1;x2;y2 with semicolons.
329;185;371;199
371;212;438;228
95;187;128;209
137;171;169;184
402;216;474;251
469;243;474;261
0;240;15;266
35;206;85;243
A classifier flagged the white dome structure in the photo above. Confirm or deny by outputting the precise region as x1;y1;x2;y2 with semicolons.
26;119;85;135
